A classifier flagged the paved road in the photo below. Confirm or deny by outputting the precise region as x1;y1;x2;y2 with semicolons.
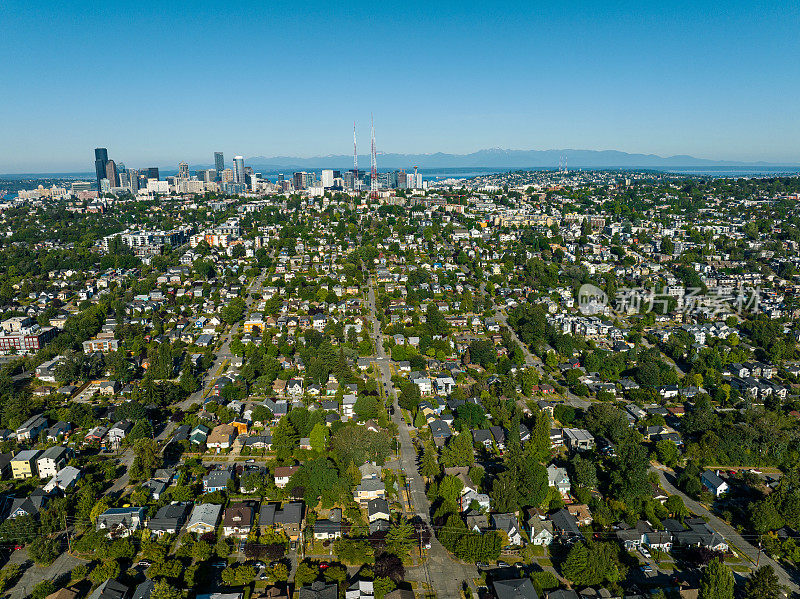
366;281;477;598
7;544;86;599
652;466;799;595
177;268;268;413
487;291;592;410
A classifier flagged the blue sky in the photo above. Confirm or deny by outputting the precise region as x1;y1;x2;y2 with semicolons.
1;0;799;172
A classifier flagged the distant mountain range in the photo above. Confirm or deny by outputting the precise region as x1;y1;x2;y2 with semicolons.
241;148;793;171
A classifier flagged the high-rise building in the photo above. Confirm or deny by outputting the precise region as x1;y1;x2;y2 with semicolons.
178;162;189;180
128;169;139;192
147;167;160;180
221;168;234;183
233;156;245;184
105;160;119;187
214;152;224;176
94;148;109;190
321;170;334;188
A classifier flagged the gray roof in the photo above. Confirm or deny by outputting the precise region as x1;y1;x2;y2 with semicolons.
148;502;191;531
132;580;154;599
259;503;277;526
187;502;223;529
87;579;129;599
275;502;303;525
493;578;539;599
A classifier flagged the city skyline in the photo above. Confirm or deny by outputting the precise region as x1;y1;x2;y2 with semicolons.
2;1;799;172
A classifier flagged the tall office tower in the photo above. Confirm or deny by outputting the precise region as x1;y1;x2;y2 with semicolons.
118;171;129;189
178;162;189;180
321;170;334;188
214;152;224;176
146;167;160;180
293;172;305;190
128;169;139;192
233;156;245;184
105;160;119;187
277;174;284;183
221;168;234;183
94;148;109;189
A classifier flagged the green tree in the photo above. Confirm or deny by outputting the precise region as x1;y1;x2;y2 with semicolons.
28;536;60;565
743;565;783;599
385;519;416;558
294;562;320;587
561;541;620;587
309;422;329;452
440;432;474;468
374;577;397;599
420;445;441;478
222;297;246;324
150;579;183;599
699;558;734;599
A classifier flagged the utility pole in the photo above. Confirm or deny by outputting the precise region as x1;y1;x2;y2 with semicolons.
757;534;763;566
64;513;72;554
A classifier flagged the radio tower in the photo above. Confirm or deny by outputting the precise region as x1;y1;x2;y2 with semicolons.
353;121;359;190
370;114;378;199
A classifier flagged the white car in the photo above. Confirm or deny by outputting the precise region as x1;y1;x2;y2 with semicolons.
639;547;651;559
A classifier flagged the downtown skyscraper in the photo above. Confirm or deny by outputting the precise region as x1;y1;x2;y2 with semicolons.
94;148;109;189
233;156;245;184
214;152;224;178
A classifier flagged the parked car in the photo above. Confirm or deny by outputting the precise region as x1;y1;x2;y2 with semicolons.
639;547;651;559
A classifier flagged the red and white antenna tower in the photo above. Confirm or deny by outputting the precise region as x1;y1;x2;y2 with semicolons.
370;114;378;198
353;121;359;190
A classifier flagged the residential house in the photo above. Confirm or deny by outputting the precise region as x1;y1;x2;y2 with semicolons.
547;465;571;497
550;508;582;543
106;420;134;449
37;445;73;478
11;449;40;479
43;466;81;493
493;579;540;599
147;502;191;537
345;580;373;599
97;507;146;538
203;467;233;493
16;414;48;442
87;579;130;599
186;502;223;535
355;477;386;503
313;519;341;540
701;470;729;497
7;490;48;519
529;518;555;546
223;502;255;538
298;582;337;599
274;465;299;488
563;428;595;451
274;502;304;541
492;513;523;546
207;424;237;451
367;498;390;523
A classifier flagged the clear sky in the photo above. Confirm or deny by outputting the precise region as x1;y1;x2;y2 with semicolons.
1;0;799;172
